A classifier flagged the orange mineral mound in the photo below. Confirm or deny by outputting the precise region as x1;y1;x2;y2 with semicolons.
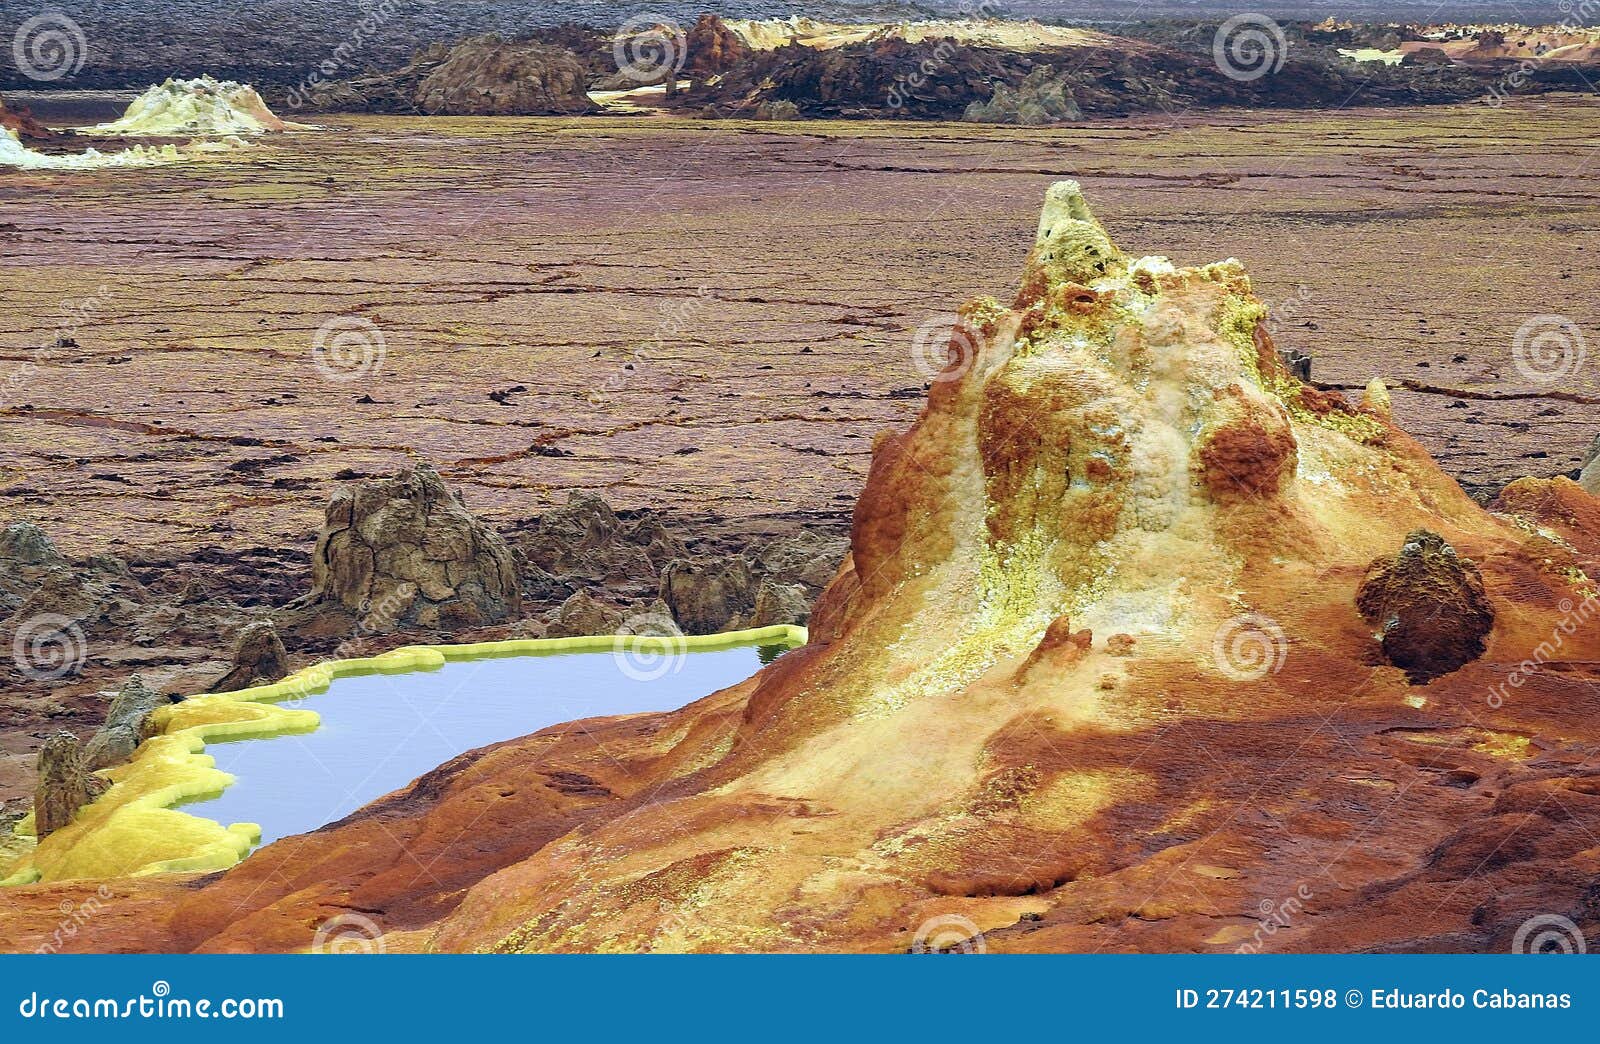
3;183;1598;954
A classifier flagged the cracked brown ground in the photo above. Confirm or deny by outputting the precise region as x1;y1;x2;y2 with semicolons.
1;98;1596;559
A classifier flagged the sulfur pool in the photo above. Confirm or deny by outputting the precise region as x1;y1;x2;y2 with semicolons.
178;635;800;850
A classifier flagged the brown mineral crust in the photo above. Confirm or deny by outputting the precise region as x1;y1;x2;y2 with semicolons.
1356;530;1496;682
1195;386;1298;502
1493;477;1600;564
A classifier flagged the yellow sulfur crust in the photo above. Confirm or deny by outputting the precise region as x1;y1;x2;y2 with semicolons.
1;625;805;885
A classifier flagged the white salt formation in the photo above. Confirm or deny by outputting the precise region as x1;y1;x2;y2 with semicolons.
0;125;249;169
86;76;312;136
723;17;1119;51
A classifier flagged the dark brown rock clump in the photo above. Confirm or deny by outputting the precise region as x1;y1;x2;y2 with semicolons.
1356;529;1494;682
81;675;167;772
34;731;97;836
309;462;521;631
209;619;289;692
295;37;599;115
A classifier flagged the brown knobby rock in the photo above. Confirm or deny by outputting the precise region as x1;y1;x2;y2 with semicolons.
309;462;521;632
1356;529;1494;682
81;676;167;772
209;619;289;693
34;732;94;836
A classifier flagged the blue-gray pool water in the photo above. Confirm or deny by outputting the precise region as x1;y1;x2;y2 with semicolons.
180;641;794;848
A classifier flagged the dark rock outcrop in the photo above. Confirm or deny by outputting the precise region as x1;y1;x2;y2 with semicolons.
1357;529;1495;682
0;522;65;570
748;578;811;627
415;38;597;115
516;492;682;587
683;14;750;82
542;589;624;638
308;462;521;631
298;37;598;115
660;557;754;634
208;620;289;693
34;731;94;836
81;676;166;772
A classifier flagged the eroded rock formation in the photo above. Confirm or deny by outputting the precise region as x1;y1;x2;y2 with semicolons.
81;676;166;772
0;94;53;143
300;37;599;115
308;462;521;631
208;620;289;693
964;66;1082;124
684;14;751;82
543;589;624;639
33;732;94;836
1581;434;1600;496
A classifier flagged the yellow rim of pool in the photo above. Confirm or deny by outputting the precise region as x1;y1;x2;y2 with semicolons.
0;624;807;886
